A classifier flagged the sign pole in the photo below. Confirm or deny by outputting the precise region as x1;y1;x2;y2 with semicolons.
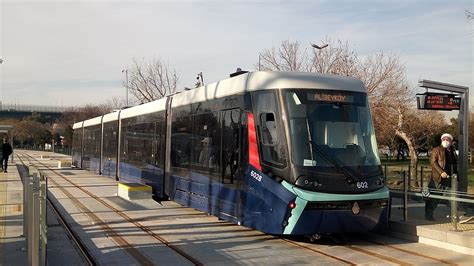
418;80;469;192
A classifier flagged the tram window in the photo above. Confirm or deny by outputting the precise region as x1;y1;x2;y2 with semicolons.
122;114;161;166
253;91;287;167
260;113;278;145
192;112;219;173
103;122;118;162
171;114;192;168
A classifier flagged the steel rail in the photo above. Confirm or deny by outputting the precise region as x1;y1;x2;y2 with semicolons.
18;153;154;266
16;153;96;266
280;238;356;265
47;198;96;265
20;152;203;266
362;236;456;266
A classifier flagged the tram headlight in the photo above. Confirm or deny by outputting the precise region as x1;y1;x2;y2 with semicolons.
296;175;321;189
375;177;384;186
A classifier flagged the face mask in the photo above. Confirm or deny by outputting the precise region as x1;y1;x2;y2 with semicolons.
441;140;451;148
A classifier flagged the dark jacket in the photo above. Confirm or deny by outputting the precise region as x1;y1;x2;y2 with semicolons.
430;145;457;183
2;143;12;157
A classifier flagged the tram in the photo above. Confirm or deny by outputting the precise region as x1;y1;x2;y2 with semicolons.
72;71;389;235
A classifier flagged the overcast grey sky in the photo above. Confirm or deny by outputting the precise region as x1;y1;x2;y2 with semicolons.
0;0;472;109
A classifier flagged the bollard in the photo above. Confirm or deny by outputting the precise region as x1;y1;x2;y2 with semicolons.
22;171;30;238
450;174;459;231
26;173;42;266
403;171;408;222
39;174;47;266
32;190;40;266
27;175;35;265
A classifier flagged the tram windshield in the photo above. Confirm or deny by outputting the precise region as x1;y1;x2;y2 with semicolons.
284;89;381;173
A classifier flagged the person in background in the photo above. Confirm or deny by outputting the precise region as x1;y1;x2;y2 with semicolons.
424;133;469;222
199;137;213;168
2;138;13;173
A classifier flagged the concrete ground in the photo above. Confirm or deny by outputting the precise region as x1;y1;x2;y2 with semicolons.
2;150;473;265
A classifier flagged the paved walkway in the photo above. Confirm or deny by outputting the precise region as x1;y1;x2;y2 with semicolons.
0;157;85;266
0;159;27;265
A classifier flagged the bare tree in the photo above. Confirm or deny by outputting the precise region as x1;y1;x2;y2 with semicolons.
258;40;310;71
258;38;443;184
125;58;179;103
60;104;111;125
466;10;473;20
310;38;359;76
12;120;51;147
105;96;126;110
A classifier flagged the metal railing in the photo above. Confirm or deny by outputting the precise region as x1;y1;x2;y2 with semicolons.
389;170;474;231
0;102;71;113
22;164;48;266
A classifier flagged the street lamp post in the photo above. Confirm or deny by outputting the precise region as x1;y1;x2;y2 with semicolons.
310;42;329;73
311;43;329;50
122;69;129;107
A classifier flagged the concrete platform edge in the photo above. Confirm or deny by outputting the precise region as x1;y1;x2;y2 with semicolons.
388;221;474;255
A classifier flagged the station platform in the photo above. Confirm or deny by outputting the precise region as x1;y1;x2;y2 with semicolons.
389;197;474;255
1;150;474;265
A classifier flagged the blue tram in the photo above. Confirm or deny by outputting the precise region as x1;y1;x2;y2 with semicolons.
72;71;389;235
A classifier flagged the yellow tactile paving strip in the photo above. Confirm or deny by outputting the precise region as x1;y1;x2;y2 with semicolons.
438;222;474;231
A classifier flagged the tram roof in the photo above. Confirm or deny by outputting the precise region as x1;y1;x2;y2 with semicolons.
120;97;167;120
75;71;367;128
83;116;103;127
171;71;366;108
72;121;83;129
102;111;120;123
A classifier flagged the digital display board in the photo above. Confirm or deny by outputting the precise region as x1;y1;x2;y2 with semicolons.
416;93;461;110
313;92;355;103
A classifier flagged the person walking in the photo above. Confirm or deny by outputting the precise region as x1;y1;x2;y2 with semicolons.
2;138;13;173
424;133;457;221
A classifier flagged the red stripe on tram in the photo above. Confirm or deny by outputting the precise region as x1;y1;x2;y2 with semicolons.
247;113;262;171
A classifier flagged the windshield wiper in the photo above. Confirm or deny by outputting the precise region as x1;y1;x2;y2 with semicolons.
308;140;359;184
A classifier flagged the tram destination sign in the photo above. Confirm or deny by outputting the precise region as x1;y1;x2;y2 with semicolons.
313;92;354;103
416;92;461;111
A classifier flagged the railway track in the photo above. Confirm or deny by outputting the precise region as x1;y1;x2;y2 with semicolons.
16;154;96;265
17;152;203;266
281;233;457;266
17;152;464;266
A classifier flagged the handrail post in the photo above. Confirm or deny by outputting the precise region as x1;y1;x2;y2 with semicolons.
40;172;48;266
22;167;30;238
27;174;36;265
32;188;40;266
451;174;459;231
420;166;424;191
403;171;408;222
407;165;411;189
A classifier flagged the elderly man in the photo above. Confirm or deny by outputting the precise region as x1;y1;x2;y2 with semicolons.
425;133;458;221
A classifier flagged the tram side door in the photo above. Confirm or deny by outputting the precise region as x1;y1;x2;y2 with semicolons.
219;108;242;221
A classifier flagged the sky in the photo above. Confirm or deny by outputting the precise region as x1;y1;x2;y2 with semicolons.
0;0;472;111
